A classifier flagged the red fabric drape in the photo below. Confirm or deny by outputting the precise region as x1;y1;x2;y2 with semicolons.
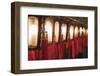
28;50;38;60
82;36;85;49
54;43;58;59
47;43;56;59
28;36;88;60
74;38;80;57
79;37;83;53
57;42;65;59
84;36;88;48
41;39;48;60
67;40;71;59
43;41;58;60
86;36;88;47
81;36;86;53
71;39;75;58
67;39;75;59
38;50;43;60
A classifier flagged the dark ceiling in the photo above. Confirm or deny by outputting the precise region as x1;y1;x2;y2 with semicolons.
70;17;88;26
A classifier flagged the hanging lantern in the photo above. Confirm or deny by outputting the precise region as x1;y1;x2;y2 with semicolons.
54;21;59;42
45;17;53;43
79;27;83;36
61;24;67;40
74;26;78;37
69;25;74;39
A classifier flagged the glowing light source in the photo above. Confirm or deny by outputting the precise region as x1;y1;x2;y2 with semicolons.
79;27;83;36
74;26;78;37
54;21;59;42
61;24;67;40
28;16;38;47
69;25;74;39
45;18;53;43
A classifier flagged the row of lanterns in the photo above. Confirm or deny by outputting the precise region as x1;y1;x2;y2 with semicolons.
28;16;88;48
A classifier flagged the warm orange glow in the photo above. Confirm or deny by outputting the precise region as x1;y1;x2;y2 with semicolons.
45;18;53;43
28;16;38;47
69;25;74;39
74;26;78;37
61;24;67;40
54;21;59;42
79;27;83;36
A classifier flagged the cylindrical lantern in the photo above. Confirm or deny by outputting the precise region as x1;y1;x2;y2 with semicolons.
69;25;74;39
54;21;59;42
61;24;67;40
79;27;83;36
74;26;78;38
45;18;53;43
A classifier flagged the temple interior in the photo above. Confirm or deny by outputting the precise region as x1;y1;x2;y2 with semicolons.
28;15;88;60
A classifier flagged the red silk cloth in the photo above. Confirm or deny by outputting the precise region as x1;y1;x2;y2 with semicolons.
28;50;38;60
28;36;88;60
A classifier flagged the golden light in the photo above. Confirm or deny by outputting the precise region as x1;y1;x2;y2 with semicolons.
61;24;67;40
28;16;38;47
54;21;59;42
45;18;53;43
79;27;83;36
69;25;74;39
74;26;78;37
